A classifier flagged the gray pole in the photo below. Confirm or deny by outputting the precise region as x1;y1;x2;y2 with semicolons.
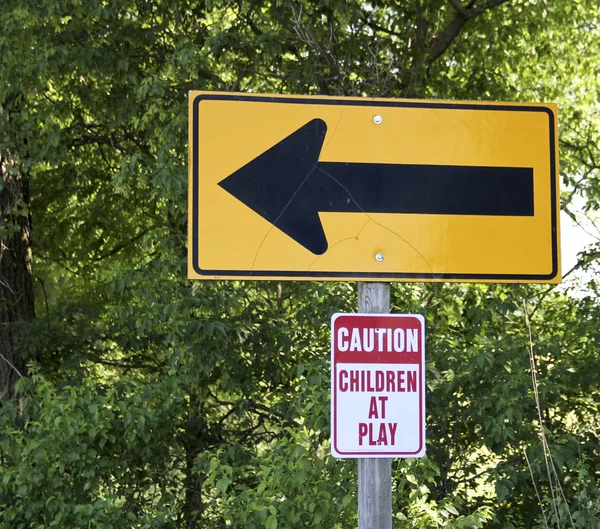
358;282;392;529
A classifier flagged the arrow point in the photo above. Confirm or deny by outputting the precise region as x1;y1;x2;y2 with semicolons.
218;119;329;254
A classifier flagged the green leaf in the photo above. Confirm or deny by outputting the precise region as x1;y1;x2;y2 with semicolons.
216;478;230;494
265;514;277;529
446;504;459;516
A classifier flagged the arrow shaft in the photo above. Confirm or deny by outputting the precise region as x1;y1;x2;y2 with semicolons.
315;162;534;216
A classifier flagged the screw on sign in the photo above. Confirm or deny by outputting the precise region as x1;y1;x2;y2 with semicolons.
330;313;426;458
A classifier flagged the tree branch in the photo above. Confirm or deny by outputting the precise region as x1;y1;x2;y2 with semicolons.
0;352;23;378
427;0;511;63
447;0;470;18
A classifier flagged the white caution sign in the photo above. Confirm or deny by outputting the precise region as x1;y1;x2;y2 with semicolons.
331;313;426;458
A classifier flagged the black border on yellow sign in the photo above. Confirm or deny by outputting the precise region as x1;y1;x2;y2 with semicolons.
190;93;559;282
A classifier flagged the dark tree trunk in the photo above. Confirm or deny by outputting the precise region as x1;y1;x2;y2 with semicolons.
182;392;205;529
0;153;35;401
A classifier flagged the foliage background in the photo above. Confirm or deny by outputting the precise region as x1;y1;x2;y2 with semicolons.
1;0;599;528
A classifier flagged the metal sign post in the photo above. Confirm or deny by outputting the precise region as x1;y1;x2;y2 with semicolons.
331;285;426;527
358;282;392;529
330;286;426;527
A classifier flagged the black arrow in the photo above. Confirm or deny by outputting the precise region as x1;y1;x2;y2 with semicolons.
218;118;534;255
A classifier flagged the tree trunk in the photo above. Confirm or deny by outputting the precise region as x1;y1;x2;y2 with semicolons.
182;392;204;529
0;152;35;401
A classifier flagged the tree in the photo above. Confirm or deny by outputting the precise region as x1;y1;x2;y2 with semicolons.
0;100;35;400
1;0;599;527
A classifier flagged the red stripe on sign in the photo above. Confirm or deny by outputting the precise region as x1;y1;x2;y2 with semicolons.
333;315;423;364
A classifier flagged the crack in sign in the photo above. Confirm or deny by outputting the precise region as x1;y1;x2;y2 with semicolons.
247;111;435;277
249;111;345;273
249;161;320;274
310;165;435;276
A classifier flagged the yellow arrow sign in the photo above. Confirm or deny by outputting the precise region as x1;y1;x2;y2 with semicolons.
188;91;560;283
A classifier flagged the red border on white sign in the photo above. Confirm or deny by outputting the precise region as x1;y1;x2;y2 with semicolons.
331;313;426;459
